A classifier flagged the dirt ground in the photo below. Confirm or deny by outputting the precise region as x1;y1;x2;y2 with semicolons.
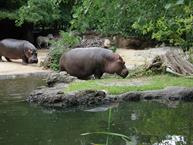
117;47;169;69
0;47;168;77
0;49;50;76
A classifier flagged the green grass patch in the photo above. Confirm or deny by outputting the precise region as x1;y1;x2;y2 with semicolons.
64;74;193;95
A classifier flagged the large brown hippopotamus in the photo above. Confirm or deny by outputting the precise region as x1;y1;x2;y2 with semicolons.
59;47;128;79
0;39;38;64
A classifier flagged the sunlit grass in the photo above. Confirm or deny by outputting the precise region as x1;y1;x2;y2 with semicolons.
64;74;193;95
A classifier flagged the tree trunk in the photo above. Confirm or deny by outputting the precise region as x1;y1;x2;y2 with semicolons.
147;49;193;76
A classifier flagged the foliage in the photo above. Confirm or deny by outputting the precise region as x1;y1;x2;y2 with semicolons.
70;0;138;36
0;0;26;20
132;0;193;48
64;74;193;94
71;0;193;48
1;0;192;48
49;47;66;71
49;31;80;71
58;31;81;48
0;10;18;20
0;0;27;10
0;0;75;29
16;0;61;26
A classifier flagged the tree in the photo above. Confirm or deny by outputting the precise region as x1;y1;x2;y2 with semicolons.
71;0;193;48
16;0;61;26
0;0;75;29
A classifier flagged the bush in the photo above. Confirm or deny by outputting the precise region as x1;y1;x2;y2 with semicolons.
132;1;193;49
47;31;81;71
71;0;193;48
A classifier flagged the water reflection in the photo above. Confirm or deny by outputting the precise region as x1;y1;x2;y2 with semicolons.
0;78;193;145
0;77;45;103
153;135;186;145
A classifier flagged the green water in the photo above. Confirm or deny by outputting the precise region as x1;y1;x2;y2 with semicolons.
0;78;193;145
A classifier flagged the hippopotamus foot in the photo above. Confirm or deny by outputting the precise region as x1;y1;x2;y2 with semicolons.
22;61;28;65
94;71;103;79
5;57;12;62
22;57;28;65
77;76;90;80
0;56;3;62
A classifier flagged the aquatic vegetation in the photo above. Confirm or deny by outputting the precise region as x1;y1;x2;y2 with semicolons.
81;108;131;145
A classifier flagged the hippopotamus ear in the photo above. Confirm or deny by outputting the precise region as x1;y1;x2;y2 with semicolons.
110;54;125;64
107;53;119;61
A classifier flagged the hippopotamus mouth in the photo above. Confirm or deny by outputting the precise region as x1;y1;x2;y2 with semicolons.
29;58;38;63
119;69;129;78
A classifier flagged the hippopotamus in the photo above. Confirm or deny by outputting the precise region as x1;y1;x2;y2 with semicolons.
36;34;54;49
59;47;128;79
0;39;38;64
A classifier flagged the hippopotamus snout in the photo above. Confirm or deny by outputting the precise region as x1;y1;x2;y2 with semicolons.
119;68;129;78
29;58;38;63
28;55;38;63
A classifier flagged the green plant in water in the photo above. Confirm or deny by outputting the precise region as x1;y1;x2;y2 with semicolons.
81;108;131;145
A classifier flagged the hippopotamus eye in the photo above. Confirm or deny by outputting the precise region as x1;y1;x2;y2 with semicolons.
33;52;37;56
31;50;37;55
118;59;125;65
28;49;32;54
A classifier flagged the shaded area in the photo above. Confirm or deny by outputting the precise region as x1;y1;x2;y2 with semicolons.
0;19;34;43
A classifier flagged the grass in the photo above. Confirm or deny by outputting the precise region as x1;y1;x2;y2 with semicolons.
64;74;193;95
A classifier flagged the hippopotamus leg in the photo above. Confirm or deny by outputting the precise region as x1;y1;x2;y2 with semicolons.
21;56;28;65
94;70;103;79
5;57;12;62
0;56;3;62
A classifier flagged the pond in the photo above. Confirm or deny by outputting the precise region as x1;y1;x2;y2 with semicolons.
0;77;192;145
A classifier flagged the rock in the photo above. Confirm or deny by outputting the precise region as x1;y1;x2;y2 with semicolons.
103;39;111;48
46;72;77;87
27;87;107;108
112;36;156;49
27;85;193;109
118;87;193;101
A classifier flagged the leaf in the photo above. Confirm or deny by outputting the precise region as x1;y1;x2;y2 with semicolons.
176;0;184;5
72;13;78;18
80;131;131;141
164;3;171;10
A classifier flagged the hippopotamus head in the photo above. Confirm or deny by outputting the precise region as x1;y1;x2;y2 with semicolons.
47;34;54;40
24;43;38;64
104;53;129;78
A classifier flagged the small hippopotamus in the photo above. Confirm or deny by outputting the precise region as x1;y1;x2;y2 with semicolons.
36;34;54;49
59;47;128;79
0;39;38;64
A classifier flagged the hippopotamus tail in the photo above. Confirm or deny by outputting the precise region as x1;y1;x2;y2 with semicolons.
59;65;66;71
59;53;66;71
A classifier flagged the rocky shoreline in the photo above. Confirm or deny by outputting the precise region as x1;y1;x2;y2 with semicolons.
26;72;193;108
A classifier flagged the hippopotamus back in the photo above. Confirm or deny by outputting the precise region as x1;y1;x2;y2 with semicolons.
59;47;128;79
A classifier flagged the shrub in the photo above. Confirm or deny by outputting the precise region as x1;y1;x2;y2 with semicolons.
71;0;193;48
47;31;81;71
